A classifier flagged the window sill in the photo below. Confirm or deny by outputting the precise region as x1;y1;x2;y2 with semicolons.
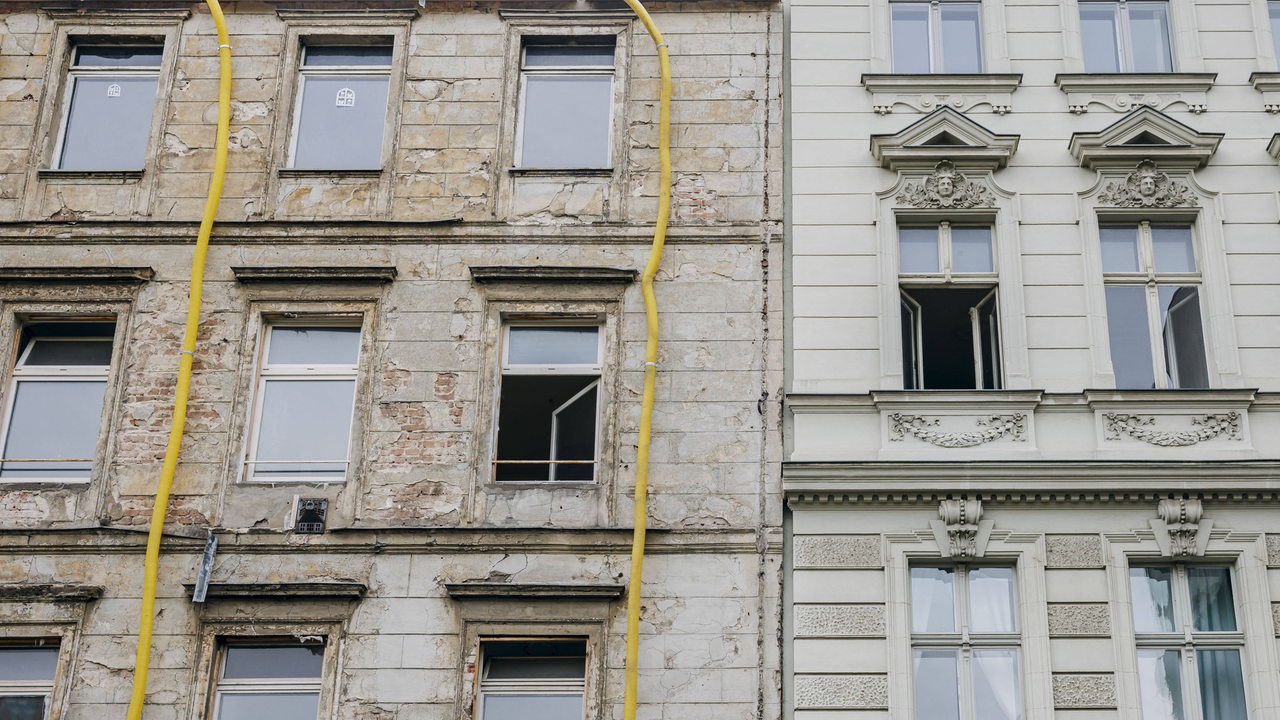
38;168;143;182
1249;72;1280;113
1054;73;1217;114
860;73;1022;115
278;168;383;178
508;167;614;177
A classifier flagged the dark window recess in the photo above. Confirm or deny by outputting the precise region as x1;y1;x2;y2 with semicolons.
901;286;1001;390
495;375;598;482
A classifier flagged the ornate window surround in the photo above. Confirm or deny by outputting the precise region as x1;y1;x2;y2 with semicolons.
870;109;1028;390
1069;108;1241;389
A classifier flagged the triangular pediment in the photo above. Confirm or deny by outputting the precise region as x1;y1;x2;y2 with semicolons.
1069;107;1222;170
870;107;1020;172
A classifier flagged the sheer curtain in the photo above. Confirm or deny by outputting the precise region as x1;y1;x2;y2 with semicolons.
1197;650;1246;720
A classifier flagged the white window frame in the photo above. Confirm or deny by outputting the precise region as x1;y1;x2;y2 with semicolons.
0;321;116;484
514;39;618;170
243;320;362;484
1061;0;1204;74
1269;0;1280;65
50;43;163;171
475;638;588;720
889;0;985;73
1077;0;1175;73
209;640;325;720
0;642;61;720
871;0;1011;73
286;43;393;170
1100;222;1207;389
493;322;603;483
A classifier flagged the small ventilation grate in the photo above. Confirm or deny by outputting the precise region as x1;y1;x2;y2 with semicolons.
294;498;328;534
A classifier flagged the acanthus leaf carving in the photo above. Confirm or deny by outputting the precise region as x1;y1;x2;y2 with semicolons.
1103;412;1240;447
889;412;1026;448
896;160;995;209
1097;159;1198;208
931;499;993;558
1151;498;1212;557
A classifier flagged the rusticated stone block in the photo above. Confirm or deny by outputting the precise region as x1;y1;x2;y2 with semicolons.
1046;535;1104;568
1052;674;1117;708
793;674;888;709
793;536;882;568
1266;535;1280;567
1047;603;1111;637
1271;603;1280;635
794;604;886;637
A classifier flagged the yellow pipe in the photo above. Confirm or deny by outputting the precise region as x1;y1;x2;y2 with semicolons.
125;3;232;718
620;3;671;720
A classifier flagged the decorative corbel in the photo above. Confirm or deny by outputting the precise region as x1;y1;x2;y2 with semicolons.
930;499;994;558
1150;498;1212;557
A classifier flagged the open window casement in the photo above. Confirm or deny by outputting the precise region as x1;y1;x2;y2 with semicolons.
900;285;1002;390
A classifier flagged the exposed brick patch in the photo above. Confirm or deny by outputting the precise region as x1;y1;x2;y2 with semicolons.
673;173;721;223
108;495;209;527
434;372;464;426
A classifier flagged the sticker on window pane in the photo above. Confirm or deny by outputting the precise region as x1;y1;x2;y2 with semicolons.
107;83;122;97
336;87;355;107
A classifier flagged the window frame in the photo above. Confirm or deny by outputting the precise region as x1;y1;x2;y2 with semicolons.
0;640;62;720
49;43;164;172
1077;0;1175;73
515;39;619;170
208;639;326;720
474;637;589;720
493;320;604;483
889;0;986;73
286;42;395;171
242;317;364;484
870;0;1012;74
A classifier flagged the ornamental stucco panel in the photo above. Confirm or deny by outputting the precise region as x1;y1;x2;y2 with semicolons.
793;536;882;568
793;674;889;710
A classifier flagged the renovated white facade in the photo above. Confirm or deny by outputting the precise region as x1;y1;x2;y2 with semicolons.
784;0;1280;718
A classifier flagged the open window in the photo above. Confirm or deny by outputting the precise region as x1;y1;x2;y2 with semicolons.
0;320;115;482
898;225;1002;390
494;324;602;482
476;639;587;720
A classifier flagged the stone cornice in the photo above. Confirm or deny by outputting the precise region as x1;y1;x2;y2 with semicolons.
469;266;637;284
231;266;397;284
788;389;1265;412
1068;107;1222;170
869;106;1020;172
1055;73;1216;114
860;73;1022;115
0;266;154;284
443;582;625;600
182;582;367;600
0;584;103;602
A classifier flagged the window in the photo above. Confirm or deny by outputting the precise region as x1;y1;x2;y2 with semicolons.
0;321;114;482
1079;0;1173;73
516;40;616;169
289;44;393;170
1101;224;1207;389
1271;1;1280;60
246;323;360;482
899;224;1001;390
0;643;59;720
53;45;163;171
211;642;325;720
494;324;601;482
911;566;1020;720
477;640;586;720
1130;566;1246;720
890;0;984;73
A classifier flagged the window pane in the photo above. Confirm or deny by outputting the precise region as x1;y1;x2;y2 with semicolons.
551;382;597;482
59;76;158;170
913;650;960;720
1197;650;1246;720
891;3;932;73
1137;649;1185;720
0;697;47;720
0;647;58;681
1080;3;1122;73
2;380;105;479
1130;567;1176;633
1105;286;1155;389
21;339;112;366
973;649;1021;720
303;45;392;66
1100;226;1140;273
223;645;324;679
253;379;355;478
524;44;614;67
1159;286;1208;389
507;327;599;366
911;567;955;632
216;693;320;720
496;375;598;482
74;46;163;67
1188;567;1236;632
969;567;1016;632
939;3;983;72
1151;227;1196;273
1128;2;1173;73
292;76;389;169
1272;1;1280;59
951;227;993;273
899;227;939;273
901;294;919;389
482;694;583;720
267;327;360;365
520;75;612;168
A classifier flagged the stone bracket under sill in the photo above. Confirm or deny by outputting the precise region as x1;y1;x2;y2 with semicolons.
860;73;1022;115
1249;73;1280;113
1054;73;1216;114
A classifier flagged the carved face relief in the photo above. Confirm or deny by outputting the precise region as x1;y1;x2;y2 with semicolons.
936;175;955;198
1098;159;1198;208
896;160;996;209
1138;174;1157;197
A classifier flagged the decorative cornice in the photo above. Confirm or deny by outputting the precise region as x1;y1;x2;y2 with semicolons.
181;582;367;600
1096;160;1198;208
1249;72;1280;113
0;584;103;601
46;8;191;23
895;160;995;209
443;582;625;600
1103;412;1241;446
230;266;397;284
888;412;1025;448
1069;107;1222;170
468;266;637;284
1054;73;1216;114
860;73;1022;115
0;266;154;284
869;107;1019;172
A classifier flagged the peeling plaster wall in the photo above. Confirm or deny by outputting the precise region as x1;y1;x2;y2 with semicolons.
0;2;783;719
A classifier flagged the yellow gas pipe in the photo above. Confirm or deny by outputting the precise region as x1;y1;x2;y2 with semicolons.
125;2;231;718
620;3;671;720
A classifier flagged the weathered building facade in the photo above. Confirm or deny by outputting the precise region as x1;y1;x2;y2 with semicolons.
0;2;783;718
785;0;1280;718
